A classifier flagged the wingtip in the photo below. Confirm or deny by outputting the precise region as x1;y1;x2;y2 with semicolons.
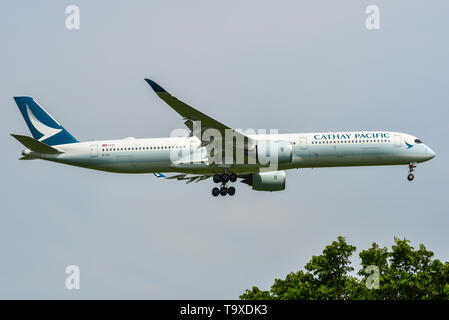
144;78;166;93
153;172;166;178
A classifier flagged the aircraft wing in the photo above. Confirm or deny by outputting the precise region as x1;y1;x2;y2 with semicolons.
144;78;255;150
155;173;212;184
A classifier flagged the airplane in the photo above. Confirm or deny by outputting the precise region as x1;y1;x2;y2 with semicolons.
11;78;436;197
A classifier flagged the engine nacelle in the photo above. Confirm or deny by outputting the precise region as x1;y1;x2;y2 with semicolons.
255;140;292;165
242;171;286;191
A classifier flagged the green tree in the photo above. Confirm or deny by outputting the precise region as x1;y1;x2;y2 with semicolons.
240;237;449;300
302;236;356;299
357;238;449;299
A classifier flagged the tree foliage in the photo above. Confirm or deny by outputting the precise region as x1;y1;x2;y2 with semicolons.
240;237;449;300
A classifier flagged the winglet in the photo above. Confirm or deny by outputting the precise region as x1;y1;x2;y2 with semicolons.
145;78;167;93
153;172;166;178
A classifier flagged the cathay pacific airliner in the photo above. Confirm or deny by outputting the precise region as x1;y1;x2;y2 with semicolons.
11;78;435;196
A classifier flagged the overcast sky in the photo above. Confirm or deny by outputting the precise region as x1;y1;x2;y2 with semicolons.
1;0;448;299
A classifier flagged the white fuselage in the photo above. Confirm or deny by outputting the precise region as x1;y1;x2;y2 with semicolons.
27;131;435;174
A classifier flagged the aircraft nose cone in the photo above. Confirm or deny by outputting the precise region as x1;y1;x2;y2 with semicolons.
426;147;436;160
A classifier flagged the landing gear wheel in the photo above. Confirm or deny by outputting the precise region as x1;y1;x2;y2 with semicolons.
230;173;237;183
222;173;229;183
220;187;228;196
212;187;220;197
213;174;221;183
407;163;416;181
227;186;235;196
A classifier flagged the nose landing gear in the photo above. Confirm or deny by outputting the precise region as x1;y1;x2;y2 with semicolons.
407;163;416;181
211;172;237;197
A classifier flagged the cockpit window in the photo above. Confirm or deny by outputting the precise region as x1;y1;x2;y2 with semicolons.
415;139;423;144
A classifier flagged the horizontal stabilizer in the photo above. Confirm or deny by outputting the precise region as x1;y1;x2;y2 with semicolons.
11;134;63;154
19;155;37;160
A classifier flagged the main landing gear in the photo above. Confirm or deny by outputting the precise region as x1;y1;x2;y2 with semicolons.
211;172;237;197
407;163;416;181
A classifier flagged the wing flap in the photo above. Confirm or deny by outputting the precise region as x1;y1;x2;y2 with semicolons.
158;173;212;184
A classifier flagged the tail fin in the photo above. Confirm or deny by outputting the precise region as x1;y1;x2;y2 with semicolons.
13;96;78;146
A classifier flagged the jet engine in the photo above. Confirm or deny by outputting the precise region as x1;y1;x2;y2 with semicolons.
241;171;286;191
